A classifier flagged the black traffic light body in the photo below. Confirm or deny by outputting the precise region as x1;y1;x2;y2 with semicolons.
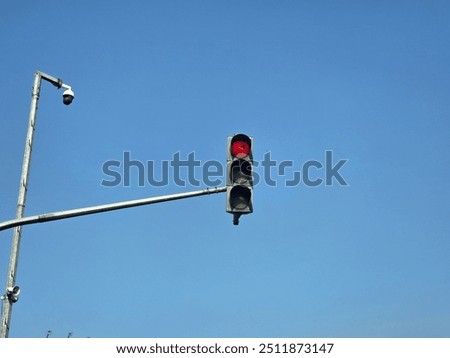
226;133;253;225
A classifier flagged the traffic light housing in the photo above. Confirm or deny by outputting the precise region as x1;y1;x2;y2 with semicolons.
226;133;253;225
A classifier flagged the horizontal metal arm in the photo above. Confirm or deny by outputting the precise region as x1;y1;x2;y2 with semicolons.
36;70;63;88
0;187;226;233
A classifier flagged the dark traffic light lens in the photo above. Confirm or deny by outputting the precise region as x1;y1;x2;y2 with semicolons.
229;186;251;210
231;140;250;158
230;160;252;184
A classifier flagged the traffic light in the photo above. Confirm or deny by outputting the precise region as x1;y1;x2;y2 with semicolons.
226;133;253;225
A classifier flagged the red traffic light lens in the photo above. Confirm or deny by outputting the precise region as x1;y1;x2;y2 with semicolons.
231;140;250;158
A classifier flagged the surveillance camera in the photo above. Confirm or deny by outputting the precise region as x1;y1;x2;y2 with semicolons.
6;286;20;303
7;286;20;296
62;88;75;105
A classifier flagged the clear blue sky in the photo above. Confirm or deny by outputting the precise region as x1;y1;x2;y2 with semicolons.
0;1;449;338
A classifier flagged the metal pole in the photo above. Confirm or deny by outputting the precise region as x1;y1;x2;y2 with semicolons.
0;70;225;338
0;186;227;233
0;187;225;337
0;70;70;338
0;72;42;338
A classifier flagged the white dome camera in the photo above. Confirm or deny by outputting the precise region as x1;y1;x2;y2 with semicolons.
5;286;21;303
62;88;75;105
